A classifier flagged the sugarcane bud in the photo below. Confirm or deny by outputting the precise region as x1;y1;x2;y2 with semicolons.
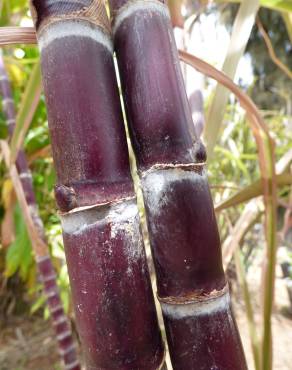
193;139;207;163
55;184;77;212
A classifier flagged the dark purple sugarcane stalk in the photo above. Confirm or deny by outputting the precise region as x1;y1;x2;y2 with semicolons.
30;1;164;369
0;54;80;370
109;1;247;369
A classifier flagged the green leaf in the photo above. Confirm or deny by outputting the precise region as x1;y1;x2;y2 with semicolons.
5;204;33;281
0;0;28;26
205;0;260;157
282;11;292;43
30;294;46;314
25;123;49;153
0;119;8;139
215;0;292;12
260;0;292;12
215;173;292;211
10;61;42;164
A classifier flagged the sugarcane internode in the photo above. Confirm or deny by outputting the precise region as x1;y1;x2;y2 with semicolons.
0;53;80;370
109;0;248;368
31;0;164;369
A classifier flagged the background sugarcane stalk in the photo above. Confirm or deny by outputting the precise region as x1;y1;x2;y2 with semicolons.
0;53;80;370
30;0;164;368
109;0;247;369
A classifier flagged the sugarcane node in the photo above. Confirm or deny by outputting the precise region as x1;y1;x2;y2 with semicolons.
157;284;229;305
111;0;169;34
140;162;205;178
31;0;111;36
55;184;77;212
29;204;45;231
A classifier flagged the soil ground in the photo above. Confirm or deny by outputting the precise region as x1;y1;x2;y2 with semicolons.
0;315;61;370
233;263;292;370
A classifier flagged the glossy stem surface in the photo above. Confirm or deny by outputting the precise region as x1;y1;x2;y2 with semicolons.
31;1;164;368
110;1;247;369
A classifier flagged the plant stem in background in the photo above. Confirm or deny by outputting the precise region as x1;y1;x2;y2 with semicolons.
30;0;164;368
109;1;247;369
0;54;80;370
180;50;278;370
222;199;263;269
10;61;42;164
256;16;292;80
234;248;261;370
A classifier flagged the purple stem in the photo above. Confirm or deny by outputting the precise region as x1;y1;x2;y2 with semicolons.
109;1;247;369
30;0;165;368
0;53;80;370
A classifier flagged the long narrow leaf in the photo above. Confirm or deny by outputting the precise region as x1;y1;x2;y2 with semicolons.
222;199;263;268
216;0;292;12
217;149;292;211
282;11;292;43
0;140;47;255
216;173;291;211
204;0;260;157
256;16;292;80
234;248;261;370
10;62;42;164
179;50;277;370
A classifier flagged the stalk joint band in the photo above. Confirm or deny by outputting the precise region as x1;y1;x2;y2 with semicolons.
31;0;111;36
157;284;229;305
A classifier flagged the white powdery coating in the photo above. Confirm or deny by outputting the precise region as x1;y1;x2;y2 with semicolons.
0;75;8;81
61;210;90;235
38;20;113;53
112;210;145;274
19;172;32;179
2;98;14;106
108;203;144;270
61;200;138;236
7;118;16;126
36;254;50;263
161;292;230;319
29;204;45;231
109;202;138;238
142;168;207;217
61;200;143;275
65;360;80;370
113;0;170;35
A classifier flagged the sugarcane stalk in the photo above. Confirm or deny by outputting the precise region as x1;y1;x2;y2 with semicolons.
30;1;164;369
109;1;247;369
0;53;80;370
